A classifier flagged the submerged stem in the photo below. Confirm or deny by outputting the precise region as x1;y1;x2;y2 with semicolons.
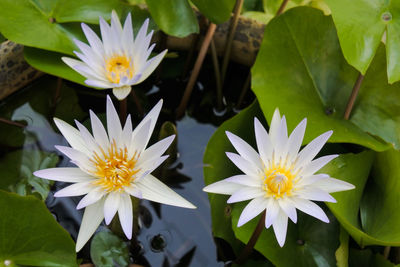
119;98;127;124
235;210;266;264
384;246;391;259
176;23;217;119
276;0;290;16
344;73;364;120
210;38;223;110
236;72;251;109
130;89;144;117
0;117;26;128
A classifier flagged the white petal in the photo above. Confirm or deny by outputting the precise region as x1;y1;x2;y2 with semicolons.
132;99;162;147
54;181;93;197
104;192;121;224
137;135;175;166
124;185;142;198
269;108;281;144
265;199;280;228
55;146;91;170
274;116;288;162
225;174;261;187
99;16;113;56
118;193;133;239
133;18;149;54
33;168;94;183
254;118;273;166
54;118;90;154
203;180;244;195
77;188;106;209
237;197;268;227
296;173;329;187
272;210;288;247
295;131;333;170
312;177;355;193
90;110;110;150
122;13;134;55
135;155;168;181
121;114;133;147
286;118;307;162
112;85;131;100
226;152;260;177
226;131;263;170
301;155;338;177
129;119;151;156
62;57;103;80
278;199;297;223
75;120;101;155
136;174;196;209
136;50;167;84
227;187;264;203
295;187;336;203
106;95;123;146
292;198;329;223
85;79;112;88
81;23;104;58
75;199;105;252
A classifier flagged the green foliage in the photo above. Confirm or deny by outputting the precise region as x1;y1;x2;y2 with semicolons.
252;7;394;151
90;231;129;267
0;191;77;267
349;249;396;267
191;0;235;24
325;0;400;83
0;149;59;200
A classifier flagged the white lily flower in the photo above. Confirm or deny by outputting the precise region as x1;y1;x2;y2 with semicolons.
203;109;354;247
34;96;195;252
62;11;167;100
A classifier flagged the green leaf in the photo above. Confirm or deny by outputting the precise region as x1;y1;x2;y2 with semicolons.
349;248;395;267
90;231;129;267
0;32;5;43
0;190;77;267
232;201;340;266
145;0;199;37
0;149;59;200
335;227;349;267
203;101;264;254
325;0;400;83
191;0;235;24
251;7;390;151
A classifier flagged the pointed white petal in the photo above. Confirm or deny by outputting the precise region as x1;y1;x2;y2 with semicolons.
136;50;167;84
286;118;307;162
227;187;264;203
136;155;168;180
272;210;288;247
274;116;288;162
122;13;134;54
265;199;280;228
33;168;94;183
54;118;89;154
75;120;101;154
136;174;196;208
81;23;104;58
77;188;106;209
225;174;261;187
138;135;175;166
237;197;268;227
85;79;112;88
121;114;132;147
132;99;162;147
112;86;131;100
203;180;243;195
106;95;123;146
54;181;93;197
295;187;337;203
254;118;273;166
312;177;355;193
292;198;329;223
133;18;149;52
295;131;333;170
104;192;121;224
124;185;142;198
55;146;91;169
301;155;338;177
226;152;260;177
90;110;110;150
118;193;133;239
226;131;263;170
269;108;281;144
278;199;297;223
130;119;151;156
62;57;103;80
296;174;329;187
99;16;113;56
75;199;105;252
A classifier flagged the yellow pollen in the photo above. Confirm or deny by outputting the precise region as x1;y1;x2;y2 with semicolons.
263;166;295;199
90;141;139;192
105;55;134;84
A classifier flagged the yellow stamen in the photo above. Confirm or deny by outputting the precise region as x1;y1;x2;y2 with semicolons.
263;165;295;199
90;141;139;192
105;55;134;83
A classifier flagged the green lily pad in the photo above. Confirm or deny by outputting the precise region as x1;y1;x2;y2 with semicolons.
325;0;400;83
191;0;235;24
90;231;129;267
349;248;396;267
0;190;77;267
203;101;265;254
251;7;392;151
0;149;59;200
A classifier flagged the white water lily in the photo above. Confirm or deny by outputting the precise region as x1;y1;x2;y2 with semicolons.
62;11;166;100
34;96;195;252
203;109;354;247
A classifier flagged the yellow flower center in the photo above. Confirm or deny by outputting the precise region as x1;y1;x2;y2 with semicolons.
105;55;134;84
263;166;295;199
91;141;139;192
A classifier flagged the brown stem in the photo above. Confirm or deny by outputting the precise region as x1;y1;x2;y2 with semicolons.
130;89;144;117
221;0;244;87
0;117;25;128
344;73;364;120
182;34;200;79
384;246;391;260
176;23;217;119
236;72;251;109
276;0;290;16
235;210;266;264
210;38;223;110
53;78;62;107
119;97;127;124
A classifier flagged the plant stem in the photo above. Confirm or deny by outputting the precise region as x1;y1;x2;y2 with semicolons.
221;0;244;87
182;34;200;79
384;246;391;259
0;117;25;128
210;38;223;110
344;73;364;120
119;97;127;124
130;89;144;117
236;71;251;109
276;0;290;16
234;210;266;264
176;23;217;119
